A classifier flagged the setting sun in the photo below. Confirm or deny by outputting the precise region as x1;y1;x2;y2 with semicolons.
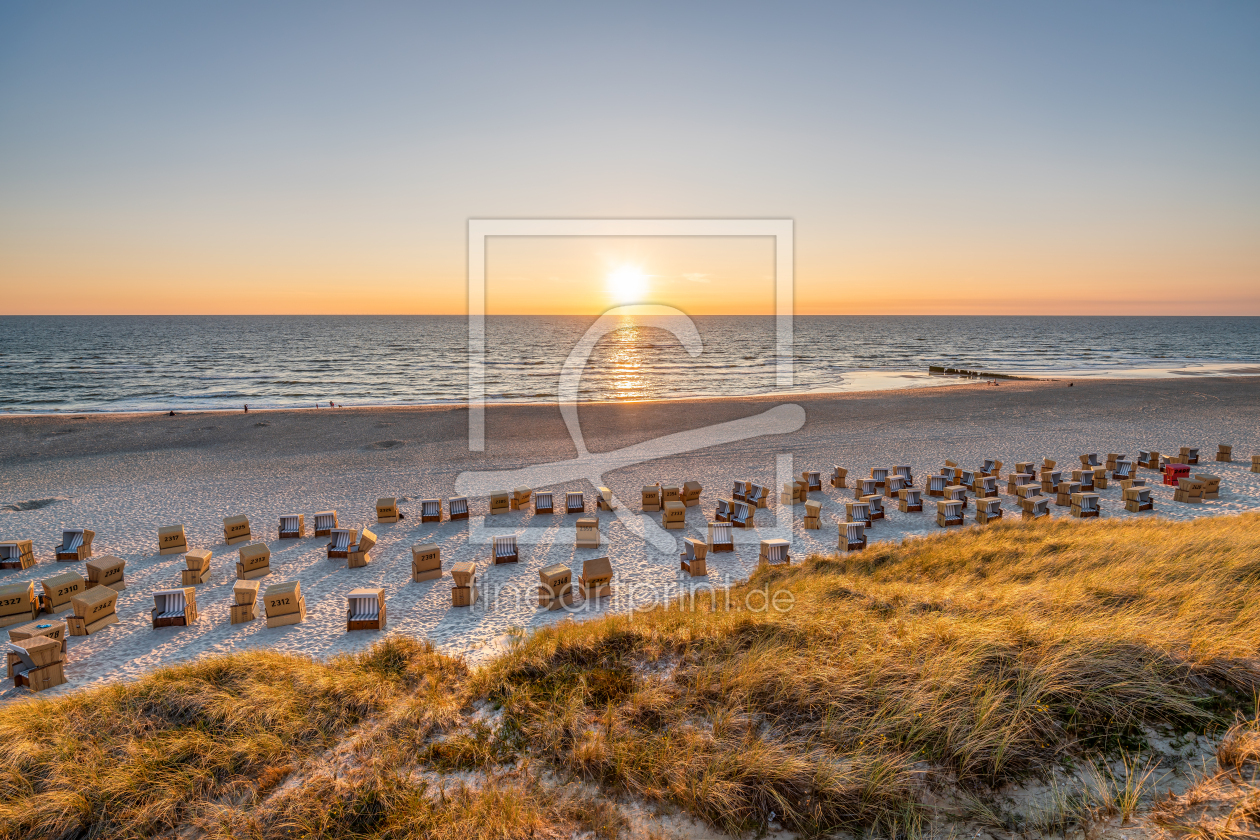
606;265;648;304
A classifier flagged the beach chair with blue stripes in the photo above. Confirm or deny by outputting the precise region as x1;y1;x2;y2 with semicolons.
566;491;585;514
893;465;914;486
493;535;518;565
926;474;948;498
152;588;198;628
534;492;554;514
279;515;303;539
845;501;871;526
313;511;338;538
758;539;790;567
327;528;356;559
55;529;94;562
420;499;442;523
975;497;1003;525
746;483;768;508
936;500;964;528
714;498;731;522
730;500;753;529
449;496;469;520
347;588;386;631
707;521;733;553
842;521;866;552
898;487;923;513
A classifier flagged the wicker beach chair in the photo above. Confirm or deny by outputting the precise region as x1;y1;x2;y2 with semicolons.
758;539;790;567
421;498;442;523
898;487;923;513
313;511;338;537
936;500;964;527
279;515;303;539
681;538;707;576
347;589;386;631
707;521;734;553
975;497;1003;524
534;492;554;514
327;528;356;559
842;521;866;552
493;535;519;564
449;496;470;520
152;588;198;628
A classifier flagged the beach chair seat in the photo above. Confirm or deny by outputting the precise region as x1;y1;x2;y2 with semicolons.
418;498;442;523
537;564;573;610
869;468;889;490
714;498;732;522
758;539;790;567
803;499;822;529
1113;459;1133;480
898;487;923;513
451;562;478;607
326;528;357;559
681;538;708;577
943;485;969;509
313;511;339;537
1055;481;1081;507
594;486;616;512
936;500;964;527
532;491;554;514
642;485;662;512
1070;492;1100;518
662;501;686;531
55;528;93;562
707;521;734;553
802;470;822;493
347;588;386;631
1138;450;1161;469
1215;444;1232;463
1123;486;1153;513
1039;470;1062;493
1194;474;1221;500
1016;484;1042;501
926;475;947;497
1007;472;1034;495
236;543;271;580
973;475;998;498
263;581;306;627
884;475;908;498
279;514;304;539
975;497;1002;525
223;515;251;545
746;483;769;508
730;500;753;529
1079;453;1099;468
830;466;848;489
448;496;470;520
347;529;377;568
577;517;601;546
493;534;519;564
958;470;976;491
376;498;403;523
732;480;749;502
0;540;35;571
152;588;198;628
864;494;886;521
842;521;866;552
0;582;38;629
566;491;585;514
489;491;510;515
39;571;85;614
181;549;210;585
982;459;1002;478
1020;496;1050;520
68;584;119;636
893;465;914;485
510;487;532;511
853;478;878;500
1180;447;1199;465
7;637;66;692
1070;469;1095;492
580;556;613;597
940;466;958;484
845;501;871;525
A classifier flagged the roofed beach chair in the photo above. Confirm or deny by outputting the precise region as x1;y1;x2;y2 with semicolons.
886;475;908;498
1016;483;1042;501
936;500;964;527
598;486;617;511
55;529;93;562
1080;453;1099;468
746;483;768;508
845;501;871;525
864;494;885;521
1091;467;1108;490
1015;462;1036;476
758;538;790;567
781;480;807;506
489;491;510;515
926;474;948;497
279;514;303;539
1040;458;1057;471
158;525;188;556
714;498;731;522
662;486;682;507
662;501;685;530
854;478;878;499
493;535;519;564
1113;459;1133;481
1055;481;1081;507
803;470;822;493
1180;447;1199;465
566;491;585;514
1071;469;1095;492
577;516;601;546
376;498;402;523
732;480;749;502
1039;469;1062;494
898;487;923;513
7;637;66;692
39;570;84;614
842;521;866;552
534;492;554;514
0;582;38;628
958;470;975;491
1174;478;1205;504
180;550;208;585
973;475;998;499
975;497;1002;525
1070;492;1100;518
223;515;251;545
982;459;1002;478
580;556;613;598
1105;453;1122;471
313;511;338;537
730;500;753;529
803;499;821;529
1007;472;1034;495
681;538;707;577
448;496;470;520
870;467;889;489
944;485;968;509
1136;450;1157;469
68;584;119;636
1216;444;1232;463
707;521;734;553
537;564;573;610
1020;496;1050;520
421;498;442;523
830;466;848;489
327;528;356;559
236;543;271;580
1196;474;1221;500
411;543;442;582
510;487;532;511
940;466;958;484
0;540;34;571
1123;486;1153;512
682;481;702;507
152;588;198;628
642;485;662;512
893;465;914;485
347;588;386;631
347;529;376;569
451;562;478;607
264;581;307;627
230;580;258;624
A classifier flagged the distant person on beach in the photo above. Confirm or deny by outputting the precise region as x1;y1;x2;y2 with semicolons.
244;404;249;413
330;400;335;408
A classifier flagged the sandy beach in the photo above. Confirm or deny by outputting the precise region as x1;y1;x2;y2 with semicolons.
2;376;1259;701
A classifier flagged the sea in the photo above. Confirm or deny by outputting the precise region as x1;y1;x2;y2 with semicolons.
1;315;1258;413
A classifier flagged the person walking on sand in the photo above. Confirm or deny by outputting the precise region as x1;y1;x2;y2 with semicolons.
244;404;249;413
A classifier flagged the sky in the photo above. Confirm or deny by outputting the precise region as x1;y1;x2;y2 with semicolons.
0;1;1257;316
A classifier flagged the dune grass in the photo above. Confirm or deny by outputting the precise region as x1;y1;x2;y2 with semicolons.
2;513;1259;839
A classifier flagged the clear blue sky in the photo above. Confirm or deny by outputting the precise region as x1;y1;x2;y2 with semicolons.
1;1;1257;314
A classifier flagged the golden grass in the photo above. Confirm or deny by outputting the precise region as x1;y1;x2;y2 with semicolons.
2;513;1259;839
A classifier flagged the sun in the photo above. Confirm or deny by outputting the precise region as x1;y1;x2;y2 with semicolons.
605;265;648;304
